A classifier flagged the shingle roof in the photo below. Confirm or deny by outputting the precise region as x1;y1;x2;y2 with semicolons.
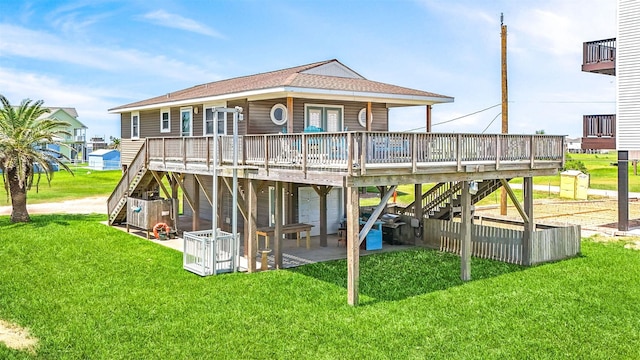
109;59;452;111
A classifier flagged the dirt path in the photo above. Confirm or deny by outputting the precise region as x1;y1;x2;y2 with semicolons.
0;196;108;216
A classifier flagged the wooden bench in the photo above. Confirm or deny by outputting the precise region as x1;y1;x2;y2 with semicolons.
256;223;314;249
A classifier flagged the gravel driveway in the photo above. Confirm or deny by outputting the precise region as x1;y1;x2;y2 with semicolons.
0;197;108;216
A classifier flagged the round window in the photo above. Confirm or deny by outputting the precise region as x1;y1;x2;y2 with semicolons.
358;108;371;128
270;103;288;125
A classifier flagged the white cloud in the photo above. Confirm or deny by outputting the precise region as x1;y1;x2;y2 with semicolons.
0;24;220;81
511;0;616;57
0;67;123;138
141;10;225;39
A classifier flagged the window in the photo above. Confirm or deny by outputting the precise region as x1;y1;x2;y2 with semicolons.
270;103;288;125
160;108;171;133
204;107;227;135
358;108;372;128
180;107;192;137
131;111;140;139
305;105;343;132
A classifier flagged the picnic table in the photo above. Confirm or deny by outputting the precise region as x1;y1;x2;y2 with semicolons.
256;223;314;249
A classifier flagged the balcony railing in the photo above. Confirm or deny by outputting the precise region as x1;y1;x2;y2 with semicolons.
582;38;616;76
145;132;565;177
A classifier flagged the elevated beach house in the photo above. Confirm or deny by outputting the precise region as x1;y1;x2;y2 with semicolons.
108;59;565;305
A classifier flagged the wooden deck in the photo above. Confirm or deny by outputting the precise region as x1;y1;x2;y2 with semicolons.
143;132;565;186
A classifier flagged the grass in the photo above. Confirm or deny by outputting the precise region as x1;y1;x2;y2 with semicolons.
0;166;122;205
1;214;640;359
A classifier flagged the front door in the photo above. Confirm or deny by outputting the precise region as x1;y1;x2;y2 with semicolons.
305;106;343;131
181;107;192;137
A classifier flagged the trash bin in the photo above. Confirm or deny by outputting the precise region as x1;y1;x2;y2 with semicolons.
560;170;589;200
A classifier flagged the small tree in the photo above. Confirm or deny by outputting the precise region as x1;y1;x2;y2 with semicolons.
0;95;74;223
535;129;546;134
109;136;121;150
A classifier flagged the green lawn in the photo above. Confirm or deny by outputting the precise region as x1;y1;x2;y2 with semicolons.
0;167;122;205
1;214;639;359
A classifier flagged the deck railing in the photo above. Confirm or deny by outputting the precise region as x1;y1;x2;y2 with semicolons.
145;132;564;174
583;114;616;137
583;38;616;65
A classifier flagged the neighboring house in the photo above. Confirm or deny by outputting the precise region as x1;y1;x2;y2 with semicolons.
39;107;88;162
565;137;582;153
107;59;565;303
582;0;639;230
88;149;121;170
87;136;108;153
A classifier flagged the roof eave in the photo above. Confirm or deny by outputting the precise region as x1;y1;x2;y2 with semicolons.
108;86;453;113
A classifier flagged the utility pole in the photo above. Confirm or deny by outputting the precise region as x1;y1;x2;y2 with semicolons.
500;13;509;215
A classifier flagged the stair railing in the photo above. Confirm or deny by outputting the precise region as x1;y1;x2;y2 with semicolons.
107;140;148;219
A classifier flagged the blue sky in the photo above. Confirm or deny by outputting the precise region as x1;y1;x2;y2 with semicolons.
0;0;616;140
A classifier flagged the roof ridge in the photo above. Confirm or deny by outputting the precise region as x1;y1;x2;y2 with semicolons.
178;59;335;94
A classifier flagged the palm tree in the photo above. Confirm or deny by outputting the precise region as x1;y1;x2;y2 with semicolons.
0;95;73;223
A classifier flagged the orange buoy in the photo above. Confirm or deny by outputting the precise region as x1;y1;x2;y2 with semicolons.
152;223;171;239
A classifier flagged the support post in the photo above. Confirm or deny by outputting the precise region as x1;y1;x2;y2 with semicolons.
170;175;179;233
523;177;534;266
274;181;283;269
347;186;360;306
426;105;432;132
246;179;257;272
192;175;200;231
460;181;472;281
414;183;423;244
618;151;629;231
319;186;328;247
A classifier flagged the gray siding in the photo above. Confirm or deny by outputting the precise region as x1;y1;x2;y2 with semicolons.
617;0;640;152
247;98;388;134
119;98;389;140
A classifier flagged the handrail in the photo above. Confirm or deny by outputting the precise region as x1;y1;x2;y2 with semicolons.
107;140;148;218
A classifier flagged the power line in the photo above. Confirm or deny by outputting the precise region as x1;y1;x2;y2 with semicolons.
481;112;502;134
402;103;501;132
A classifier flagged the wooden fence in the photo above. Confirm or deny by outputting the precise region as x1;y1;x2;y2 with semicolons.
423;218;581;265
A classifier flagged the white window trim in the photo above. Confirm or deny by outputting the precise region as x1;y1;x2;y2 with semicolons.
180;107;193;137
303;103;345;130
203;103;227;136
358;108;372;128
160;108;171;133
131;111;140;139
270;103;288;126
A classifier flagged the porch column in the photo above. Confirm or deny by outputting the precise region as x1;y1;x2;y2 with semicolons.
286;97;294;134
523;177;535;266
347;185;360;306
426;105;432;132
367;102;373;131
246;179;258;272
460;181;472;281
274;181;283;269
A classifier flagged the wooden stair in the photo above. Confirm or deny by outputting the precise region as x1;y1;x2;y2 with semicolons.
400;179;507;220
107;141;151;225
